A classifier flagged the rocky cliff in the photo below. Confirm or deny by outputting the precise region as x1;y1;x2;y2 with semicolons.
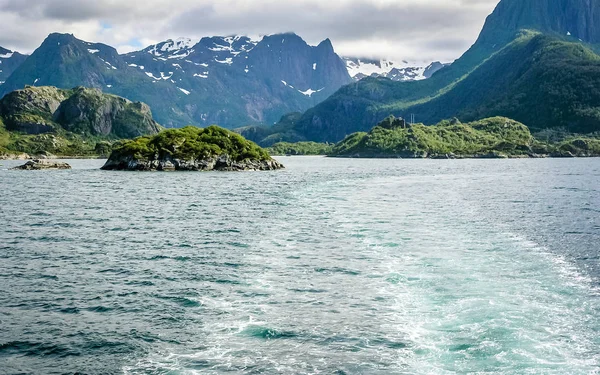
0;86;161;137
477;0;600;47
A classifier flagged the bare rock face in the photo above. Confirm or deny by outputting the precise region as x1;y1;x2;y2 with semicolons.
53;87;162;138
0;86;68;134
478;0;600;46
11;159;72;170
0;152;31;160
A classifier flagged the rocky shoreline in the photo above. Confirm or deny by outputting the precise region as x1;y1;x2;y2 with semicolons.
101;154;284;171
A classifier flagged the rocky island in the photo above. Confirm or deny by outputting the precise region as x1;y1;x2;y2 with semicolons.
101;125;284;171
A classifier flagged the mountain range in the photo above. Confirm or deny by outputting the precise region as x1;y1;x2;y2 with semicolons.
242;0;600;144
0;33;441;130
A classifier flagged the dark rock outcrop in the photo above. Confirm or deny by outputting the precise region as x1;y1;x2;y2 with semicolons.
53;87;162;138
11;159;71;170
477;0;600;48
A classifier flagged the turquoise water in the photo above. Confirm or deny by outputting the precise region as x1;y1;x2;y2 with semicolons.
0;157;599;374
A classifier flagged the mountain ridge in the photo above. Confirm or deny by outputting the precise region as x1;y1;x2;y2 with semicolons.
0;32;354;129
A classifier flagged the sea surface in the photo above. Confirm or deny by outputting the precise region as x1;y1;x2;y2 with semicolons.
0;157;599;375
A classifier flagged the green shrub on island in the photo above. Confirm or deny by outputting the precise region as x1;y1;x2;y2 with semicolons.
555;138;600;156
268;141;333;156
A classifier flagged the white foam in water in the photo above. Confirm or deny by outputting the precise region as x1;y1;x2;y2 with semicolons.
2;158;598;375
122;169;598;374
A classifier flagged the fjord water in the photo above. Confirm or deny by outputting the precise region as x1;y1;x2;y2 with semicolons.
0;157;599;375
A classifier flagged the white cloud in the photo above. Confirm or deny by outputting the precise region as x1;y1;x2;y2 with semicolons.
0;0;500;62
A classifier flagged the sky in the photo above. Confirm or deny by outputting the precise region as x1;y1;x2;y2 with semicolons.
0;0;501;63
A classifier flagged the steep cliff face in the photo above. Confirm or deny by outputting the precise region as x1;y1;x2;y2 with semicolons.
0;86;69;133
477;0;600;47
0;86;161;137
54;87;162;138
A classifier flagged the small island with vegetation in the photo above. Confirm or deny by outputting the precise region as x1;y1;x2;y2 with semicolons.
329;116;600;158
101;125;284;171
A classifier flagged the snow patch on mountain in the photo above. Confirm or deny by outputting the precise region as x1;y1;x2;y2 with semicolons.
146;37;195;58
343;57;446;82
298;87;324;97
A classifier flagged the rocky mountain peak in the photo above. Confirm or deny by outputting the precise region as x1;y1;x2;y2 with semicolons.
142;37;195;58
477;0;600;47
316;38;334;52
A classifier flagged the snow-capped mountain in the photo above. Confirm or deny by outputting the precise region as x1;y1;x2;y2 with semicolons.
343;58;447;82
0;46;28;85
123;35;260;84
1;32;351;128
119;33;352;127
